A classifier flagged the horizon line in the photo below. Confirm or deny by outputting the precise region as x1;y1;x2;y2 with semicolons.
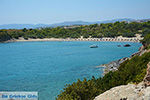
0;17;150;25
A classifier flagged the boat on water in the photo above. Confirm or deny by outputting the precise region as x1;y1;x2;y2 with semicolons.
117;45;121;47
124;44;131;47
90;45;98;48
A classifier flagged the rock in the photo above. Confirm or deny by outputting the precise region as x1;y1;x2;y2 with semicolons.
94;84;136;100
95;62;150;100
94;82;150;100
144;62;150;86
138;45;144;51
99;46;147;75
131;51;140;57
143;87;150;99
101;57;128;75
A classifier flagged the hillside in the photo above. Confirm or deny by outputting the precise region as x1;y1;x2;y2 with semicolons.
94;81;150;100
95;61;150;100
0;18;149;29
0;21;150;42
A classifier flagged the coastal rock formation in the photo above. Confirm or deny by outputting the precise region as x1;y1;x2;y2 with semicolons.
95;62;150;100
144;62;150;86
131;46;147;57
101;46;148;75
94;82;150;100
101;57;128;75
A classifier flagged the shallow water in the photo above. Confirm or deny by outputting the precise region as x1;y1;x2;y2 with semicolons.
0;41;141;100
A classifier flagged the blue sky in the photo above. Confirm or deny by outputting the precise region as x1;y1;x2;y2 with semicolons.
0;0;150;24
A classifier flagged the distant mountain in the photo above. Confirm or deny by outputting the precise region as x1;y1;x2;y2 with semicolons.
0;24;50;29
51;21;92;27
97;18;136;23
0;18;149;29
136;19;150;22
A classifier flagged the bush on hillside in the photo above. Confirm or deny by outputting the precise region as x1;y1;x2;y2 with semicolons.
57;52;150;100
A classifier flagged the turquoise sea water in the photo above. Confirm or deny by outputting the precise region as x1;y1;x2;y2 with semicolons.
0;41;141;100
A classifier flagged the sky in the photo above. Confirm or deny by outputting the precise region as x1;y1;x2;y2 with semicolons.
0;0;150;24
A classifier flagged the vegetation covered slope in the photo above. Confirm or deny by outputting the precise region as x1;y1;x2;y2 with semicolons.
57;52;150;100
141;33;150;49
0;21;150;42
57;34;150;100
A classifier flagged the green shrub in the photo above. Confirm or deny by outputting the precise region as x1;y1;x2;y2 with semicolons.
57;52;150;100
141;33;150;47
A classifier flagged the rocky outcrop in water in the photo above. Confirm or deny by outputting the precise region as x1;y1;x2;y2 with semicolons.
101;46;147;75
101;57;128;75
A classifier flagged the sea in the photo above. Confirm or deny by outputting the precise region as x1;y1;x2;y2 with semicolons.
0;41;141;100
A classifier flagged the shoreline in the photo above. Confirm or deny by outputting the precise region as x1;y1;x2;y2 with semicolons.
98;45;145;75
2;37;143;43
3;37;143;76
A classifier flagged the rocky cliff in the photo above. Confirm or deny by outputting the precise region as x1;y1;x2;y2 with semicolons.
144;62;150;86
94;46;150;100
94;62;150;100
94;82;150;100
101;57;128;75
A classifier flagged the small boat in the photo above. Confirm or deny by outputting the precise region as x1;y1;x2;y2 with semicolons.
90;45;98;48
117;45;121;47
124;44;131;47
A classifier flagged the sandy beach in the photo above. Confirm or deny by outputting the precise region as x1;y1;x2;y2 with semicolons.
9;35;143;43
